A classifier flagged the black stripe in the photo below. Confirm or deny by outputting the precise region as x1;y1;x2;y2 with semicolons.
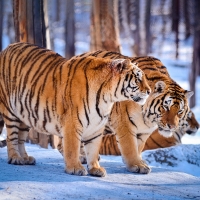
83;100;90;126
76;107;83;127
6;124;29;131
83;59;93;113
174;131;181;143
126;107;137;129
82;133;102;145
96;83;104;119
148;135;163;148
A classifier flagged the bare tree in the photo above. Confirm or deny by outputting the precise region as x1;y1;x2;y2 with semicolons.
144;0;152;55
90;0;121;52
190;0;200;108
127;0;141;56
0;0;3;51
65;0;75;59
171;0;180;59
33;0;46;47
13;0;28;42
13;0;49;48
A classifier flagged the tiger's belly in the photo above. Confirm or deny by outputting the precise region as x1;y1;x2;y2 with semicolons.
12;103;62;137
81;116;109;141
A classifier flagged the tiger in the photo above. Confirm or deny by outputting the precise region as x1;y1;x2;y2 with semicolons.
56;50;193;174
97;110;199;155
143;110;199;151
0;42;151;177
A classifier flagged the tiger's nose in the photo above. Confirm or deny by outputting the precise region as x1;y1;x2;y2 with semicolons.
146;88;151;95
147;89;151;95
167;124;176;129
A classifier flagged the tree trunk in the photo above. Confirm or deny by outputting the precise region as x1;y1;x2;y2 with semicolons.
189;0;200;108
0;0;3;51
127;0;141;56
90;0;121;52
33;0;46;47
171;0;180;59
144;0;152;55
26;0;34;44
65;0;75;59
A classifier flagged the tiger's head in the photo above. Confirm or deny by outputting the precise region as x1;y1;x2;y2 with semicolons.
178;110;199;135
108;59;151;105
142;80;194;137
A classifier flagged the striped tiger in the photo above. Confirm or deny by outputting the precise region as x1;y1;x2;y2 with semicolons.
0;42;151;177
98;110;199;155
143;110;199;151
56;50;193;174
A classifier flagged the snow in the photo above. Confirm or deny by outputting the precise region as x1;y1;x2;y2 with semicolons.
1;143;200;200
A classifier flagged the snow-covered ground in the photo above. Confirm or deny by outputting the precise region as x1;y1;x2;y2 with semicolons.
0;143;200;200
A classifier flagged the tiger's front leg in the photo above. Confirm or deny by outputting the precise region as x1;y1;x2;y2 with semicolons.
116;127;151;174
84;129;106;177
62;124;88;176
137;133;151;155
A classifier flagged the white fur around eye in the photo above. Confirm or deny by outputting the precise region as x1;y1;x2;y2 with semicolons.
135;69;142;80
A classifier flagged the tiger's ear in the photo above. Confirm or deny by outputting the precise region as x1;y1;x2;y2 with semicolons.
111;59;132;73
185;90;194;99
154;81;166;93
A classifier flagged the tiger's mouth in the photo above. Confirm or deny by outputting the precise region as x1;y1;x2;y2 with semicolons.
131;95;147;105
158;127;173;138
185;129;197;135
131;96;142;102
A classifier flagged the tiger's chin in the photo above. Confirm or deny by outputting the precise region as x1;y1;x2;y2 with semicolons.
158;127;173;138
131;96;148;105
185;129;197;136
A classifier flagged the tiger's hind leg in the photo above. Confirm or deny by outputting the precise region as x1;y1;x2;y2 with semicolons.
84;129;106;177
18;123;35;165
4;115;35;165
6;120;25;165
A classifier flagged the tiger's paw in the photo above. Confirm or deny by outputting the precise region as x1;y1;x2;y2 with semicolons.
88;167;106;177
127;160;151;174
8;155;25;165
24;156;36;165
65;164;88;176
